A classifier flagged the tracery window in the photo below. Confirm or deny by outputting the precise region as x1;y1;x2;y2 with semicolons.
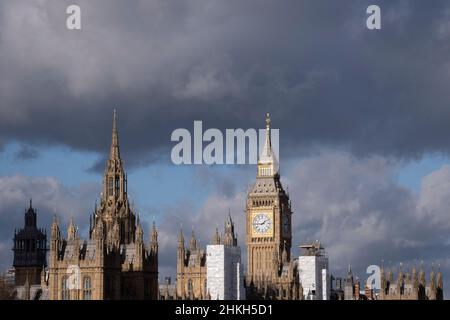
83;276;92;300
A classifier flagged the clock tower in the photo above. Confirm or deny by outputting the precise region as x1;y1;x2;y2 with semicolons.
246;113;292;288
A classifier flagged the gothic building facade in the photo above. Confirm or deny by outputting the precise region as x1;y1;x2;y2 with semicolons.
44;110;159;300
379;264;443;300
174;214;240;300
245;114;301;300
176;229;208;300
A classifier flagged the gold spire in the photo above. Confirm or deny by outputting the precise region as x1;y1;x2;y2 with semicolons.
258;113;279;175
264;113;271;156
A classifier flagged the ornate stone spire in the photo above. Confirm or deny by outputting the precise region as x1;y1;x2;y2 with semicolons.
223;213;237;246
388;268;394;284
257;113;279;176
110;108;120;160
25;198;37;228
212;228;221;245
437;265;443;289
150;221;158;252
67;217;77;241
397;263;404;289
412;264;418;289
103;109;127;201
419;261;426;286
51;215;60;240
380;261;385;289
178;228;185;248
347;265;353;282
189;230;197;251
136;215;143;243
98;110;136;244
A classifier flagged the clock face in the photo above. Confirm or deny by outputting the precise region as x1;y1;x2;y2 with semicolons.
252;213;272;233
282;214;289;235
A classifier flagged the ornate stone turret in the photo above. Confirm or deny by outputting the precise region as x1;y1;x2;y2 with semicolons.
380;263;386;292
223;213;237;246
397;263;404;292
189;230;197;251
13;200;47;286
378;263;443;300
419;263;426;287
136;216;143;244
429;266;436;299
347;265;353;283
212;228;221;245
51;215;60;242
437;266;444;300
67;217;77;241
177;229;185;274
412;265;418;289
150;221;158;254
388;268;394;285
25;199;37;228
437;267;443;290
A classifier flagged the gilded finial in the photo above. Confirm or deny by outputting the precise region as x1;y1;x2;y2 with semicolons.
266;113;271;129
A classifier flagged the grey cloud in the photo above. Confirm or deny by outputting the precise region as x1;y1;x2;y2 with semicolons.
0;175;99;272
1;1;450;169
149;150;450;293
2;150;450;294
284;151;450;292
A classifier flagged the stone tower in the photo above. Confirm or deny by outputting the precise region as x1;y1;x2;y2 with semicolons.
97;109;136;244
47;110;159;300
246;114;292;281
245;114;298;299
13;200;47;286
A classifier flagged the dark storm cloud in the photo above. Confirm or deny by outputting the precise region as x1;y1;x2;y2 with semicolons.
1;1;450;168
1;0;450;297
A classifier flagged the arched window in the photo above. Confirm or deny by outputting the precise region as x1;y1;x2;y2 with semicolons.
62;276;69;300
187;279;193;296
115;177;120;195
108;177;114;196
83;277;92;300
